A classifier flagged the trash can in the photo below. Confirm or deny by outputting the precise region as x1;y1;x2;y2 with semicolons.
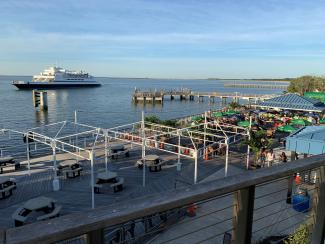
292;188;310;212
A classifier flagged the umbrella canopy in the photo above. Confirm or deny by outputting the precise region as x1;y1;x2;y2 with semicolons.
277;125;297;133
237;121;250;127
320;119;325;124
192;116;203;121
224;110;238;115
237;120;257;127
212;112;224;118
290;119;312;126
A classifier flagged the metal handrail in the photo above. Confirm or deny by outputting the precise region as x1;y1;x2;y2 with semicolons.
4;153;325;244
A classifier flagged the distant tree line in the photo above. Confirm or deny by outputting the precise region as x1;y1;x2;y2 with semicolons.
287;75;325;95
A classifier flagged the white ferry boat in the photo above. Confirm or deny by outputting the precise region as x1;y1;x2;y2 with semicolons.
12;66;101;89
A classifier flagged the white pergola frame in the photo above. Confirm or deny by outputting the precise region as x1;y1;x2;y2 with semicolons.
0;110;250;209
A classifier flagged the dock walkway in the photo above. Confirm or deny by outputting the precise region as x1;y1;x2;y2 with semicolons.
132;88;277;104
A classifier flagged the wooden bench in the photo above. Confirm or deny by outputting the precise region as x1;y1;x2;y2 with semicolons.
37;205;62;221
94;183;103;194
64;167;83;178
0;184;16;199
110;177;124;192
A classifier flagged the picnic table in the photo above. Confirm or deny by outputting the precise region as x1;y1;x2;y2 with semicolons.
136;155;165;172
0;177;16;199
94;171;124;193
96;171;118;183
58;159;83;178
0;156;20;174
110;144;130;159
12;196;62;226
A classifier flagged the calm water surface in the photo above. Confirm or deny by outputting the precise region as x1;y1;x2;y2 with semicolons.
0;76;285;132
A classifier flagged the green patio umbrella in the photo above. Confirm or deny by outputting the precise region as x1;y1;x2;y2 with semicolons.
237;121;250;127
277;125;297;133
320;119;325;124
212;111;224;118
290;119;312;126
192;116;203;122
224;110;238;115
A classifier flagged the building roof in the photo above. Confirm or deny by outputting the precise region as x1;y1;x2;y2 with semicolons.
286;126;325;154
256;93;325;112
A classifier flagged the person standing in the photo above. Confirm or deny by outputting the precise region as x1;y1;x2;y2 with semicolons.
266;149;275;167
260;148;266;167
280;152;287;163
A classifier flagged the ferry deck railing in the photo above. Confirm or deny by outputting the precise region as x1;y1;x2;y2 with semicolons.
2;154;325;244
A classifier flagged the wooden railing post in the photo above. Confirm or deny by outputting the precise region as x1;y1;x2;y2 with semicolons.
311;166;325;244
232;185;255;244
87;228;104;244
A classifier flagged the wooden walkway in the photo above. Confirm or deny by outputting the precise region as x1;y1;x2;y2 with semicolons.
132;88;277;104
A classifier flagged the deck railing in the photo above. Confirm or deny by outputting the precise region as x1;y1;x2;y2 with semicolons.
3;154;325;244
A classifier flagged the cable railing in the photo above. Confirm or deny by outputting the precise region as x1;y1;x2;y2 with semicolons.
3;154;325;244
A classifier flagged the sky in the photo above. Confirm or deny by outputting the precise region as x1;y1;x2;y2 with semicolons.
1;0;325;78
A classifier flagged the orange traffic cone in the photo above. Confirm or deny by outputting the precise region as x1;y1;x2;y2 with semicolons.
295;173;301;185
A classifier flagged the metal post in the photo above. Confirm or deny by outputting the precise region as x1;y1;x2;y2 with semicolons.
225;139;229;177
26;133;31;175
204;111;207;148
232;185;255;244
142;111;146;187
104;130;108;172
204;111;207;160
246;116;252;170
194;149;198;184
74;110;79;163
51;140;59;191
90;151;95;209
177;130;181;171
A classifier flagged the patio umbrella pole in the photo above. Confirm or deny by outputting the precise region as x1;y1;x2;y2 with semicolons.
142;111;146;187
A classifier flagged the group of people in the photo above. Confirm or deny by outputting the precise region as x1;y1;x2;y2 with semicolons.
258;148;287;167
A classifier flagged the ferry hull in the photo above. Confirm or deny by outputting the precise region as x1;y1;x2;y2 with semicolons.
12;82;101;89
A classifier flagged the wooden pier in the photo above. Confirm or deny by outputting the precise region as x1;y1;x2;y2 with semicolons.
132;88;277;104
224;83;289;90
